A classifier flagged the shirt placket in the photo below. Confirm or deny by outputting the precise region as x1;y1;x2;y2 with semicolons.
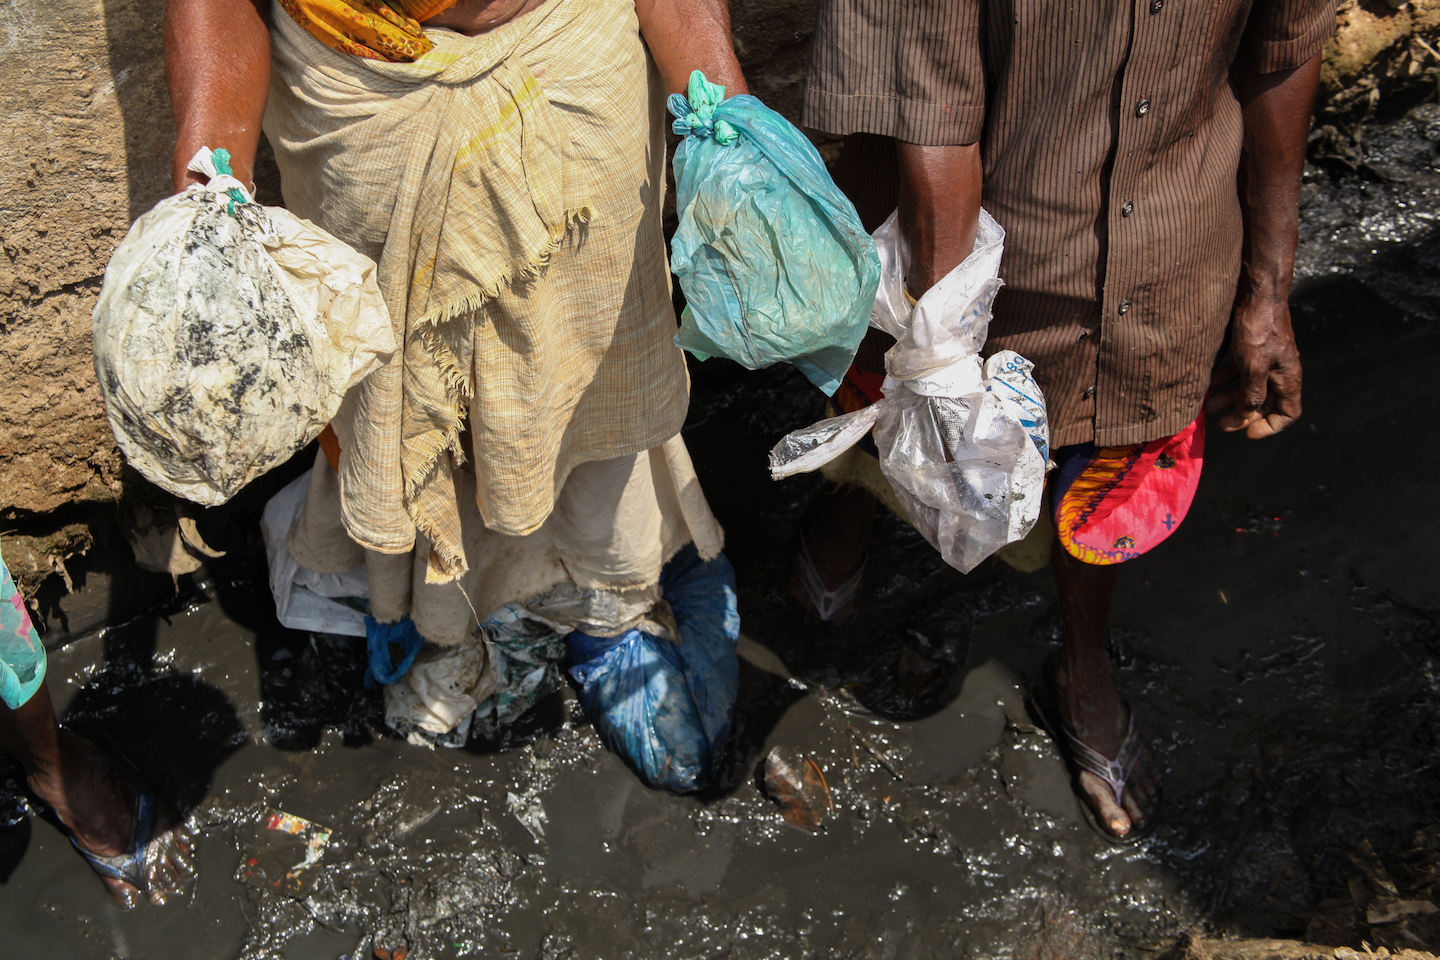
1096;0;1173;443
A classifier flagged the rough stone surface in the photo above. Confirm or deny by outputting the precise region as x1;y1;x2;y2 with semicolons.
1320;0;1440;131
0;0;176;517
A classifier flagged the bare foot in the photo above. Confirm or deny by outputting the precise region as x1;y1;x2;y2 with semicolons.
1052;659;1161;839
28;731;195;907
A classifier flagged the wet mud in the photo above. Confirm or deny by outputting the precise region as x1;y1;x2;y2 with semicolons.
3;105;1440;958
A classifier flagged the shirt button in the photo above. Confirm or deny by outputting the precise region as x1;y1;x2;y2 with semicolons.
1121;200;1134;217
1083;385;1097;400
1118;300;1131;315
1150;0;1163;11
1136;99;1151;117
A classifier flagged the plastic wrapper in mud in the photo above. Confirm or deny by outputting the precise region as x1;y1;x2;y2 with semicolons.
566;544;740;793
92;148;395;506
668;72;880;396
770;210;1049;574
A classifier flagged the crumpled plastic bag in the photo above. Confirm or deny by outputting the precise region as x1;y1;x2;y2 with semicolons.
93;147;395;506
669;72;880;396
566;544;740;793
383;605;567;748
769;210;1049;573
261;471;369;637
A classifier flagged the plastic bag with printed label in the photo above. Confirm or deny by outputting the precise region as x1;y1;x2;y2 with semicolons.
769;210;1049;574
93;147;395;506
668;72;880;396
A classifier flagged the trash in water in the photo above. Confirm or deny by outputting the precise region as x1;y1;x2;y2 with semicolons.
761;746;833;833
237;808;333;896
855;734;903;781
507;791;547;842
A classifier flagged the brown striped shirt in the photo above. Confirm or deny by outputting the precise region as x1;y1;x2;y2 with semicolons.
804;0;1336;448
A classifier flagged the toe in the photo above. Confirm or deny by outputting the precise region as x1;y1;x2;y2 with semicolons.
1120;752;1161;831
103;876;142;910
150;829;194;896
166;834;197;884
1078;770;1131;838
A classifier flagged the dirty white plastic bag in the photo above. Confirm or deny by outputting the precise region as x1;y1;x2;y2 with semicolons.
769;210;1049;573
93;147;395;506
261;471;370;637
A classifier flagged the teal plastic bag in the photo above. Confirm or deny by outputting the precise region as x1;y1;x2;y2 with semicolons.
669;72;880;396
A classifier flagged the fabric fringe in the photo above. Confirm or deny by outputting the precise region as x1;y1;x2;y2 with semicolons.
398;203;594;580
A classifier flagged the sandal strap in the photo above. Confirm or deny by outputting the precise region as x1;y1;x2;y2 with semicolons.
1063;711;1143;809
794;536;866;622
67;766;157;892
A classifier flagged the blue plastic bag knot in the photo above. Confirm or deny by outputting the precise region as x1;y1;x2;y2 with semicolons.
209;147;251;216
364;615;426;688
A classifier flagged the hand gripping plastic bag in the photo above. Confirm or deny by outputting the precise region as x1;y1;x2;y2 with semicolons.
769;210;1050;573
93;147;395;506
668;72;880;396
566;544;740;793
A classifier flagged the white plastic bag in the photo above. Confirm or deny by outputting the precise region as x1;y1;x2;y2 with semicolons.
261;471;370;637
769;210;1049;573
93;147;395;506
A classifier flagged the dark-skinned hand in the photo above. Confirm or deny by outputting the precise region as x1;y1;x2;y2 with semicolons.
1207;292;1302;439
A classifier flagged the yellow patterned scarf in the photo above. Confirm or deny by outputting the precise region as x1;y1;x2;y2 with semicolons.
278;0;453;61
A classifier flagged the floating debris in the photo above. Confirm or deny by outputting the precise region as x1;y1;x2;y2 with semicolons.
761;746;833;832
237;808;332;896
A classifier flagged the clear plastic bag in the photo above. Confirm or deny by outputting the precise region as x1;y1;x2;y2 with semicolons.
669;72;880;396
93;147;395;506
770;210;1049;573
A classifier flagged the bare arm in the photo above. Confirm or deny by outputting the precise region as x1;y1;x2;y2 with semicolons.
896;142;983;297
1208;50;1322;438
633;0;746;96
165;0;272;192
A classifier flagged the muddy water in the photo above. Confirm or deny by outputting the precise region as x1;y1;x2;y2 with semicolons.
3;105;1439;959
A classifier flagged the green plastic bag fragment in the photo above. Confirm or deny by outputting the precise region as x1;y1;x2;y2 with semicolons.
668;72;880;396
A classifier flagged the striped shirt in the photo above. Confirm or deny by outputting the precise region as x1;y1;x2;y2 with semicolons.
804;0;1336;448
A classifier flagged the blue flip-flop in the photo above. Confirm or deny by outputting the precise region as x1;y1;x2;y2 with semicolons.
58;725;168;897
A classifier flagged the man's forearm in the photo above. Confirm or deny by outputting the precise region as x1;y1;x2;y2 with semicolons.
634;0;745;96
166;0;272;192
1233;52;1322;305
896;142;983;297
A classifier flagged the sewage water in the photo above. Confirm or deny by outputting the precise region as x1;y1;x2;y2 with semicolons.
2;106;1439;959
